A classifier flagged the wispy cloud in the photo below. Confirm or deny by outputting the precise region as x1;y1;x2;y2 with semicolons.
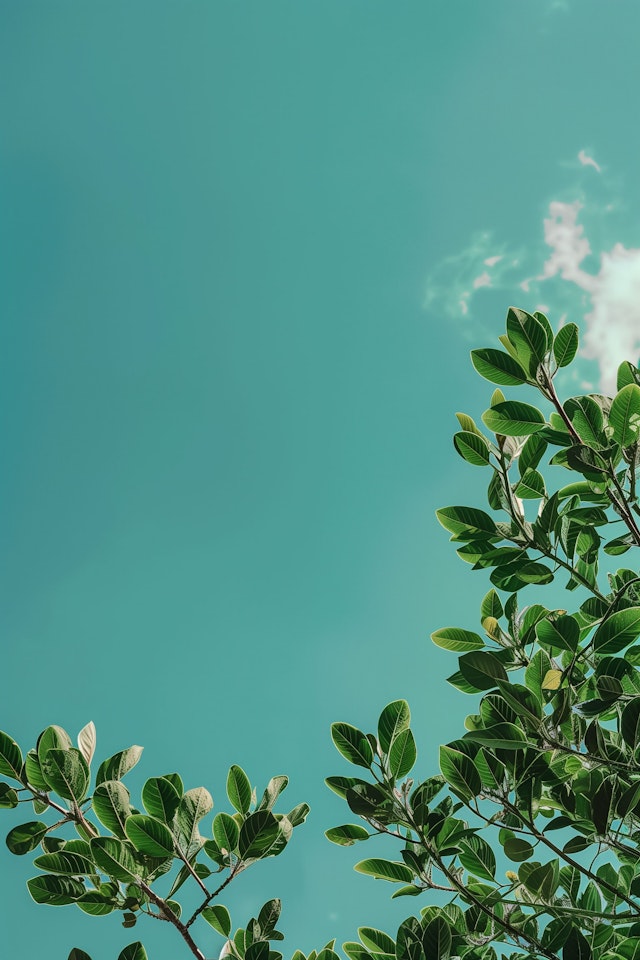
578;149;601;174
424;152;640;391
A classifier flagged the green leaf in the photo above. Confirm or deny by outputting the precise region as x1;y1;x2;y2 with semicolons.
464;722;527;750
0;782;18;808
246;945;269;960
0;731;23;781
34;851;96;876
287;801;310;826
6;820;48;855
515;468;545;499
25;750;49;791
622;699;640;748
563;927;592;960
354;858;413;883
257;774;288;811
90;837;139;882
358;928;396;954
377;700;411;753
331;723;373;768
27;874;85;905
213;812;240;853
175;787;213;853
459;835;495;881
422;916;452;960
325;824;370;846
92;780;132;838
226;764;251;814
435;506;497;540
610;383;640;446
453;431;491;466
41;748;89;802
439;745;481;800
37;726;72;768
618;361;640;390
506;307;548;374
117;944;148;960
68;951;93;960
519;434;547;476
388;728;417;779
257;897;281;936
593;607;640;655
125;814;174;858
503;837;534;862
141;776;180;823
470;348;527;386
482;401;546;437
202;903;232;936
431;627;484;652
553;323;579;368
536;615;580;652
458;650;508;690
238;810;279;859
95;746;143;786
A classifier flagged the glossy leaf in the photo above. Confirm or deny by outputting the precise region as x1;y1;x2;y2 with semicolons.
331;723;373;768
125;814;174;858
90;837;139;882
92;780;132;838
213;812;240;853
202;903;232;936
117;944;148;960
238;810;279;859
358;928;396;954
470;348;527;386
439;745;481;800
482;400;546;437
593;608;640;655
553;322;579;368
458;651;508;690
6;820;48;855
141;776;180;823
0;731;23;781
377;700;411;754
95;746;143;786
27;874;85;905
41;748;89;802
77;722;96;766
354;858;413;883
610;383;640;446
325;824;370;846
388;728;417;779
431;627;484;652
226;764;251;814
453;431;490;466
435;506;497;540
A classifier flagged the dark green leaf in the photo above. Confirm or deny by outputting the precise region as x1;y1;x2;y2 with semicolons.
458;651;508;690
506;307;548;375
439;745;481;801
0;731;23;781
388;728;417;779
95;746;143;786
0;782;19;808
358;928;396;954
141;777;180;823
6;820;48;855
37;726;72;768
593;607;640;655
470;348;527;386
459;835;495;881
377;700;411;753
325;824;370;846
34;851;96;875
226;764;251;814
93;780;132;838
435;506;497;540
27;874;85;905
453;431;490;466
622;699;640;748
464;722;527;751
610;383;640;446
238;810;279;859
422;916;452;960
563;927;592;960
202;904;232;936
536;615;580;652
482;401;546;437
553;323;579;368
90;837;139;882
503;837;534;862
213;812;239;853
331;723;373;768
117;944;148;960
125;815;174;858
515;468;545;499
68;951;93;960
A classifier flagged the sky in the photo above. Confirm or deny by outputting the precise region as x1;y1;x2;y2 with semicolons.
2;1;640;957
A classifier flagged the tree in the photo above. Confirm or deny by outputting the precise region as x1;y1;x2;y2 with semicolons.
3;307;640;960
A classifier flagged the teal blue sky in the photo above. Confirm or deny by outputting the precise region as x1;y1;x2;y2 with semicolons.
2;2;640;956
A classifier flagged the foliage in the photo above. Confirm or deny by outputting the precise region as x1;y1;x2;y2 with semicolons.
0;720;310;959
4;306;640;960
326;307;640;960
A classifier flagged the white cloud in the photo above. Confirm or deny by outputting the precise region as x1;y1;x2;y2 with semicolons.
535;203;640;390
473;271;492;289
484;255;503;267
578;149;601;174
